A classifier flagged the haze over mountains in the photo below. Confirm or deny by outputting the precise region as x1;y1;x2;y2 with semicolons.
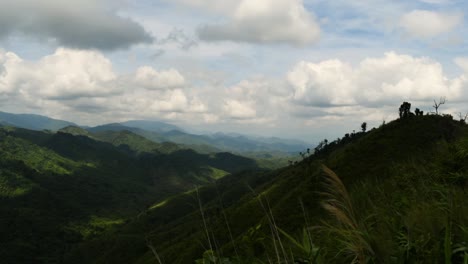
0;111;76;131
0;110;308;154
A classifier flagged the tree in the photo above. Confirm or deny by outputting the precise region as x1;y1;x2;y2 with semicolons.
433;97;445;115
415;108;424;116
399;102;412;118
361;122;367;132
457;112;468;123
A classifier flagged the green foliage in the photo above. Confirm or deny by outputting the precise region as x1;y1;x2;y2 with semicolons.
277;227;323;263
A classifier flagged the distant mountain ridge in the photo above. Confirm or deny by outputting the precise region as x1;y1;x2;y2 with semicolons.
120;120;181;133
88;123;307;153
0;111;75;131
0;110;307;154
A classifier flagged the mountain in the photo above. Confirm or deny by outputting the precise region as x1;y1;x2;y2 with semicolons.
0;126;260;264
205;132;308;153
86;123;135;133
0;111;307;154
65;114;468;263
58;125;92;137
120;120;182;133
0;111;76;131
87;123;307;155
91;129;181;155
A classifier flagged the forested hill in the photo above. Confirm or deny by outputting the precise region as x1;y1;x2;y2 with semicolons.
65;114;468;263
0;126;260;264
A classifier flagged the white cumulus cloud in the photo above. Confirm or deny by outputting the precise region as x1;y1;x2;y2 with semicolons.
134;67;185;90
287;52;464;108
0;48;117;99
223;99;257;119
0;48;208;125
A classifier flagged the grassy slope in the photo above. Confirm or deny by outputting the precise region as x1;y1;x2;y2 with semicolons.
67;115;468;263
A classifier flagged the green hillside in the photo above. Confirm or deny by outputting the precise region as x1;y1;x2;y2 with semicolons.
91;129;181;155
0;126;260;264
59;126;93;137
65;114;468;263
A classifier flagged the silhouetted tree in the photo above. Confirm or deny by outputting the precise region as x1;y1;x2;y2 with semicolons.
415;108;424;116
457;112;468;123
399;102;412;118
361;122;367;132
432;97;445;115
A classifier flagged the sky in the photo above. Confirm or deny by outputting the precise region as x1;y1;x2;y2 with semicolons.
0;0;467;143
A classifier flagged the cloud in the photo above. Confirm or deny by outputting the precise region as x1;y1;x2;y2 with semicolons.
287;52;464;108
219;78;291;122
455;57;468;73
170;0;238;14
0;48;118;99
134;66;186;90
223;100;256;119
288;59;356;106
418;0;452;4
157;28;198;50
0;48;209;125
399;10;463;39
0;0;152;50
0;51;22;94
197;0;320;45
150;89;206;113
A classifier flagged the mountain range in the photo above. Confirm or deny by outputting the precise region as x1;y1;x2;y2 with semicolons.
1;109;467;263
0;111;308;154
0;111;76;131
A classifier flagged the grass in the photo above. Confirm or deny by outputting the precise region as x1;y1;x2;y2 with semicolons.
320;165;374;263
